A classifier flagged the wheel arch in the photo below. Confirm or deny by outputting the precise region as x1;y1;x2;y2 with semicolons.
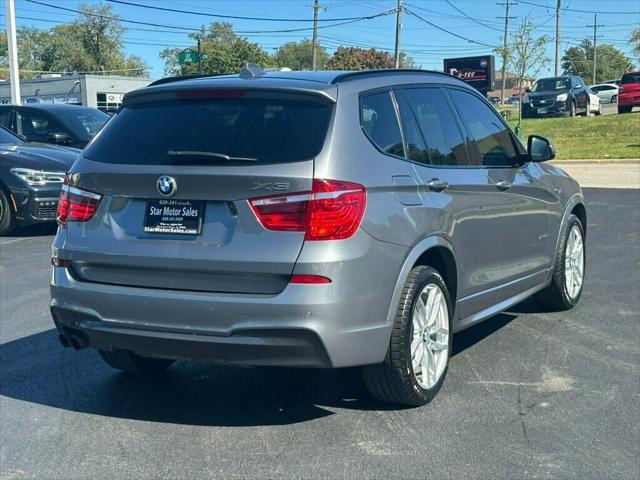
386;235;459;325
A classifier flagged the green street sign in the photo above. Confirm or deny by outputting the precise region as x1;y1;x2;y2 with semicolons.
178;49;199;65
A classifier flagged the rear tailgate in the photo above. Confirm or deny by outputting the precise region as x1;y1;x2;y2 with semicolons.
620;72;640;103
61;87;334;294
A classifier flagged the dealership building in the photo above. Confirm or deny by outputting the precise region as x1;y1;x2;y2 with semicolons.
0;74;151;113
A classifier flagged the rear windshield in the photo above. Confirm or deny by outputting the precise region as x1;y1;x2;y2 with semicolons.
84;98;332;165
621;73;640;84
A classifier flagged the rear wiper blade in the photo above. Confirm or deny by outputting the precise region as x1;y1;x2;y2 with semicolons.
167;150;257;162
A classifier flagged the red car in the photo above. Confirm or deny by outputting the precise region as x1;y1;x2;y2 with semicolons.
618;71;640;114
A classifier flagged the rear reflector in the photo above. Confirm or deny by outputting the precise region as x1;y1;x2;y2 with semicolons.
249;179;366;241
57;179;102;228
51;257;70;268
290;274;332;284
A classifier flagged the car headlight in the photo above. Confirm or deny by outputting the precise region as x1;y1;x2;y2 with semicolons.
556;93;568;101
10;168;66;185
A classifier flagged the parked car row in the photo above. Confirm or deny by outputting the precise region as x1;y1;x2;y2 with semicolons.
0;104;109;235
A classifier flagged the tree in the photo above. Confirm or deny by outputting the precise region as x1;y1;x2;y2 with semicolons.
160;22;270;76
630;27;640;61
561;39;634;84
495;17;550;124
0;3;148;79
273;39;328;71
325;46;394;70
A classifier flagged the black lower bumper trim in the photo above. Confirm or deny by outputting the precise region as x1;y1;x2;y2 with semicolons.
51;307;332;368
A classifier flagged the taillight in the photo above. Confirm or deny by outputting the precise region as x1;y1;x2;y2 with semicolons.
56;179;102;228
249;179;366;241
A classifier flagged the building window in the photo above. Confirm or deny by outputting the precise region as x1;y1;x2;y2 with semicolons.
96;93;123;113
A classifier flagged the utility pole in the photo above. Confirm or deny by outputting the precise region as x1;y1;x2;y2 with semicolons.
394;0;403;68
5;0;21;104
554;0;561;76
312;0;319;70
587;14;604;85
498;0;516;103
197;26;205;74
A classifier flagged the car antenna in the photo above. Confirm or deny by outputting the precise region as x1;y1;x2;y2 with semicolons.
239;63;266;80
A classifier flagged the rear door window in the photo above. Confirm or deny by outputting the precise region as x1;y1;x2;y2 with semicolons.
360;91;405;157
84;96;333;165
0;110;11;128
401;87;470;166
447;89;519;167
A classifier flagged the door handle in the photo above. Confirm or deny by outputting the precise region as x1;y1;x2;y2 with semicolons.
495;180;512;191
426;178;449;192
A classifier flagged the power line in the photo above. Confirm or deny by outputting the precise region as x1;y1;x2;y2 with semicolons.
105;0;368;22
403;8;498;48
442;0;504;32
519;0;640;15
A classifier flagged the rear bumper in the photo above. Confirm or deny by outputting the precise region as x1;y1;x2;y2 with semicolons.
51;306;332;367
50;229;406;368
618;94;640;107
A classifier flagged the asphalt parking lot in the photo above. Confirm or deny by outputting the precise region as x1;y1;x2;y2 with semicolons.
1;187;638;480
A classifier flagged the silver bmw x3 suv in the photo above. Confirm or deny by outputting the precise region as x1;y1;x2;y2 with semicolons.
50;69;586;406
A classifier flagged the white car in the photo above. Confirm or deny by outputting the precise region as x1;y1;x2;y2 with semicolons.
590;84;619;104
586;89;602;115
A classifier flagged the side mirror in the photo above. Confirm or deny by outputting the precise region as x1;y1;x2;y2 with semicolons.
47;132;71;145
528;135;555;162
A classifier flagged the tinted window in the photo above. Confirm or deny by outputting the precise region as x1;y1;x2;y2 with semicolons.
85;98;332;165
621;73;640;84
448;89;518;167
532;77;571;92
16;110;66;143
360;91;404;157
56;108;108;140
402;88;469;166
0;110;11;128
395;92;429;164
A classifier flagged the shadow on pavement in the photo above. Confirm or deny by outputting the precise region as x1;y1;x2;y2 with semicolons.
2;223;57;238
0;311;519;426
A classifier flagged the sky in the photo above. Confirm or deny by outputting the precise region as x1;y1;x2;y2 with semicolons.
2;0;639;79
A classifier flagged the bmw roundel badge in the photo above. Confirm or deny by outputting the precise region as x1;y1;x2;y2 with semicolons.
157;175;177;197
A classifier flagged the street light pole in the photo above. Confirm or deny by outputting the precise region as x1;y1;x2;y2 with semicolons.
5;0;21;105
554;0;561;76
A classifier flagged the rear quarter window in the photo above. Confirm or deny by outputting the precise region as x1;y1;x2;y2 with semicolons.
84;97;333;165
360;91;405;158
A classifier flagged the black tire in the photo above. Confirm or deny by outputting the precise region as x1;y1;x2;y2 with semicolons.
610;95;617;104
362;266;453;407
0;189;16;236
569;100;576;117
99;348;175;374
535;214;585;311
618;105;632;114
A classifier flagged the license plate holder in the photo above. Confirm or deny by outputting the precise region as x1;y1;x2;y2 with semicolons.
144;199;204;235
537;107;548;114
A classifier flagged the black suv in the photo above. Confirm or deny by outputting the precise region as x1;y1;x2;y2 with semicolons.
0;104;108;149
522;75;590;118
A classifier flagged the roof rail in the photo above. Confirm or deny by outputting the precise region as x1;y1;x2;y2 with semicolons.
148;73;227;87
331;69;457;84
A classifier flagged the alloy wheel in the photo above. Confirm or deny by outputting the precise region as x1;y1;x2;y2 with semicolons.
410;283;449;389
564;225;584;299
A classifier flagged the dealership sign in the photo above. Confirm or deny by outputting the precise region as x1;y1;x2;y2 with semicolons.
443;55;495;93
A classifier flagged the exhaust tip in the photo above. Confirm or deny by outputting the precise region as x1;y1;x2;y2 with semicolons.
58;334;70;348
68;333;88;351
